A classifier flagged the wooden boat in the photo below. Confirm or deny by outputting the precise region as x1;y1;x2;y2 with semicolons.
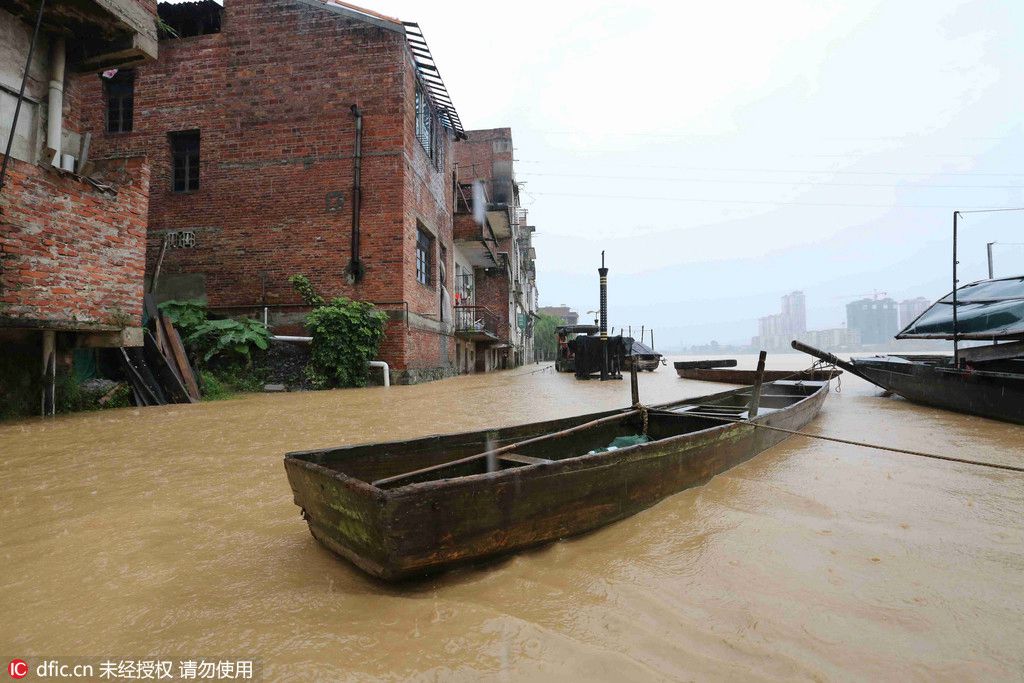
283;379;831;581
675;359;737;370
676;366;840;384
794;341;1024;424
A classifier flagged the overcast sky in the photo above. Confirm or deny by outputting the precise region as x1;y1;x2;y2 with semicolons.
184;0;1024;347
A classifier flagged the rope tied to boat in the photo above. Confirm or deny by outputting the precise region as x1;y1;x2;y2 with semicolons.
634;402;650;436
694;413;1024;474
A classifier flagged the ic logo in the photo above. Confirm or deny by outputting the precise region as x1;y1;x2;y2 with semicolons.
8;660;28;679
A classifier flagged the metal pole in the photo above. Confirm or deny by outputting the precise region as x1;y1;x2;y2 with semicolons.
599;251;608;381
629;358;639;406
987;242;995;279
0;0;47;192
952;211;960;367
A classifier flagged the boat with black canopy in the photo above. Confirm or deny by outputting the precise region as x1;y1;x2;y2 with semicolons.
794;274;1024;424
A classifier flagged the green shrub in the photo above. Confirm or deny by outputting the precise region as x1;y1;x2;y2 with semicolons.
304;297;388;388
198;370;231;400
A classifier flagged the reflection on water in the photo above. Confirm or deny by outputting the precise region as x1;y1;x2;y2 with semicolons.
2;355;1022;680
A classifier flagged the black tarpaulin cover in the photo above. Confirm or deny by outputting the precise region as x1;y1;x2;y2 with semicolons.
897;275;1024;340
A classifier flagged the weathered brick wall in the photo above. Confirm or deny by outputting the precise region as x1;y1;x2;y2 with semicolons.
0;156;150;329
474;266;510;342
455;127;513;184
79;0;458;375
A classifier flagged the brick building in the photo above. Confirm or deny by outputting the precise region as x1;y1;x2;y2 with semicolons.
1;0;158;413
78;0;468;384
452;128;537;372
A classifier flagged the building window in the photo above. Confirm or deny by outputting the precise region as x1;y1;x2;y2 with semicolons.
415;84;433;158
416;226;433;286
170;130;200;192
105;70;134;133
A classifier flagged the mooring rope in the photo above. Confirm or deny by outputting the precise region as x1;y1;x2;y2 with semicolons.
706;414;1024;474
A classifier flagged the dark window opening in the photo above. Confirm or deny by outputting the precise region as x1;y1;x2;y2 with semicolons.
170;130;200;192
157;0;223;38
105;70;134;133
416;226;433;286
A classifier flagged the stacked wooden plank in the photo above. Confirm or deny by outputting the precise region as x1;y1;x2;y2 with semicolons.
120;295;201;406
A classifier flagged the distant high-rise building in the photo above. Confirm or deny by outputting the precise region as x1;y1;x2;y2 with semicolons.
781;291;807;336
754;290;806;350
899;297;931;328
846;298;899;345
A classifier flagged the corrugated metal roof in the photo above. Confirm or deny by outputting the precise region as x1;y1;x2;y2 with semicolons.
402;21;465;139
317;2;465;138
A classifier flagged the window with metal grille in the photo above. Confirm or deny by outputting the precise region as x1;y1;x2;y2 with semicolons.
415;84;433;158
416;226;433;286
170;130;200;192
105;70;134;133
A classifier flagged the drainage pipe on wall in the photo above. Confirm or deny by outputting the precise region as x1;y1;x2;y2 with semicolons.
269;336;389;387
348;104;365;283
367;360;390;388
47;37;66;167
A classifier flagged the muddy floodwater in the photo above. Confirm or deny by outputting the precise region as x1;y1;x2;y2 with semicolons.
2;355;1023;681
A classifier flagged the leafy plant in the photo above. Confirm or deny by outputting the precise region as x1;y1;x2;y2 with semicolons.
156;17;180;39
187;317;270;365
304;297;388;388
158;300;209;337
289;274;325;308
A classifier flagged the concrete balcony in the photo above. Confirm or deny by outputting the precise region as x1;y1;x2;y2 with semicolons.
454;305;501;343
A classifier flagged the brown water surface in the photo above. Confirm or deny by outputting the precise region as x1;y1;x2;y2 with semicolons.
2;355;1022;680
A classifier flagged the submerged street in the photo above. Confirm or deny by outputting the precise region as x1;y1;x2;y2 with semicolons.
2;357;1022;681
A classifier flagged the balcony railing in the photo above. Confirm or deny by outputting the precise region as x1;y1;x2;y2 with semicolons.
454;305;499;339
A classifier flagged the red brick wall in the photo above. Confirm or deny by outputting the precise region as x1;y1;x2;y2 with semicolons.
78;0;458;374
455;127;513;184
474;266;511;342
0;156;150;329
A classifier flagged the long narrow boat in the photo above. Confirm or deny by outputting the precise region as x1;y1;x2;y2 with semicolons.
284;379;831;581
794;342;1024;424
676;366;840;384
792;275;1024;425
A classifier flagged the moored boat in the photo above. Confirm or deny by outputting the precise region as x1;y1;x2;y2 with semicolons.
284;379;831;581
624;338;665;372
676;365;840;384
792;275;1024;425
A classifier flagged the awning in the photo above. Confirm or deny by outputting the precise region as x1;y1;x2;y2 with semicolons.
896;275;1024;340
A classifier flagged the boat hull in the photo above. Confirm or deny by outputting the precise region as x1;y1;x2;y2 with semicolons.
284;382;830;580
853;357;1024;425
676;368;840;383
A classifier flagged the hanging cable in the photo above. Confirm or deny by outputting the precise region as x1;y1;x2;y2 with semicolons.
0;0;47;193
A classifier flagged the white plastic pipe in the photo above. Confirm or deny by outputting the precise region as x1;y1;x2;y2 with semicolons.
270;336;390;387
368;360;390;387
47;37;66;166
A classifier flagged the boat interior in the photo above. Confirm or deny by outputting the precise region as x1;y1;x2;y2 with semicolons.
288;381;825;491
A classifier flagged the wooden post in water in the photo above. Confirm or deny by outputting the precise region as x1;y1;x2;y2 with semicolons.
748;350;767;418
630;359;640;406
